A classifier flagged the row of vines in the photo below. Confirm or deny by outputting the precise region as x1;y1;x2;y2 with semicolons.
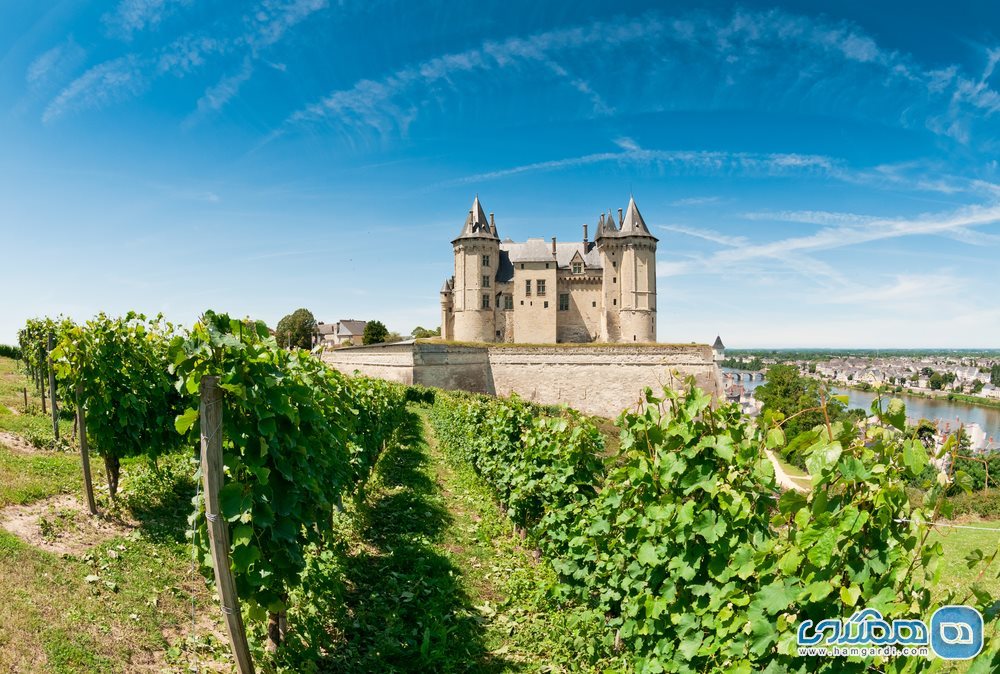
17;311;408;665
429;384;1000;672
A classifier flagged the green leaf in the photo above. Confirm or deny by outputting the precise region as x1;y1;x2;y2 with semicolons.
766;427;785;449
232;525;253;548
230;544;261;572
839;585;861;607
174;408;199;434
637;542;660;566
807;527;839;567
884;398;906;431
902;439;928;475
755;581;796;614
219;483;248;520
954;469;975;494
777;490;807;517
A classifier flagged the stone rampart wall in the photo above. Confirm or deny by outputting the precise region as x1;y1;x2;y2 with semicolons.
322;341;722;418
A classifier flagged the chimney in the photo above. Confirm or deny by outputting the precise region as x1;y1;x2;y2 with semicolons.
489;212;495;226
583;223;588;245
551;237;557;255
618;208;623;226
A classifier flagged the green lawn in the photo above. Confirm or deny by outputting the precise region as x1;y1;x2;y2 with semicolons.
0;356;75;447
929;521;1000;601
0;355;229;673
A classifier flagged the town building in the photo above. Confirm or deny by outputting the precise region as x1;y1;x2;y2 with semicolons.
316;319;367;347
440;196;657;343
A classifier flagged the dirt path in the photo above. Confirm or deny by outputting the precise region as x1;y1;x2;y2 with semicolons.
765;449;810;493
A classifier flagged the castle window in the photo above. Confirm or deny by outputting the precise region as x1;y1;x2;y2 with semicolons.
613;261;617;269
613;277;617;284
504;295;513;310
482;294;490;309
613;299;617;306
520;263;524;270
525;279;531;296
482;255;490;267
537;279;546;296
558;294;569;311
544;301;549;308
482;275;490;288
592;301;596;307
545;263;549;269
572;262;582;274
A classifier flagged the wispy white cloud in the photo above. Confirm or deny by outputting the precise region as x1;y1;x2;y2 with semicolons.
45;0;329;123
670;196;720;207
658;224;747;247
244;0;329;53
104;0;193;41
43;56;147;123
281;14;662;137
658;202;1000;279
742;210;881;227
438;144;837;187
184;58;254;127
822;273;966;306
26;38;87;89
277;7;1000;146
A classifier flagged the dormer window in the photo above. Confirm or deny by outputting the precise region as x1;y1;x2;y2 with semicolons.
572;262;582;274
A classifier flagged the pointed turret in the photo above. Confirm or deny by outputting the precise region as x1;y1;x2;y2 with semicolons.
453;195;499;242
596;209;619;239
619;196;657;240
712;335;725;350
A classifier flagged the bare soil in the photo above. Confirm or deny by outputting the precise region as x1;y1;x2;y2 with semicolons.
0;494;134;555
0;430;41;454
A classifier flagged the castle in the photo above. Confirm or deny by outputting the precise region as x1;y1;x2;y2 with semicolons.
440;196;657;343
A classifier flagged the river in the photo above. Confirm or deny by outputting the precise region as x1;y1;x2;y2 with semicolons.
722;369;1000;442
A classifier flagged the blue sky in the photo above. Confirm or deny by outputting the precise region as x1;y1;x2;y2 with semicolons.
1;1;998;348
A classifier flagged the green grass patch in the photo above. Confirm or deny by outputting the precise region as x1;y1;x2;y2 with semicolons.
0;443;80;506
931;521;1000;602
0;440;229;673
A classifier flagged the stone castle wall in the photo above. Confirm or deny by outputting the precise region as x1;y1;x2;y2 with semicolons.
323;341;723;418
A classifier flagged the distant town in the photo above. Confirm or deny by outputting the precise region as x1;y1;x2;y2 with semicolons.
720;347;1000;454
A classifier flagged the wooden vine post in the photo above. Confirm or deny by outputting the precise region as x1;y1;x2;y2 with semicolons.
75;383;98;515
200;376;255;674
47;332;59;442
39;343;46;416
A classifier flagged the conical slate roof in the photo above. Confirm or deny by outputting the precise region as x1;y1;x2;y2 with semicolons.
713;335;725;350
620;196;656;239
453;195;499;242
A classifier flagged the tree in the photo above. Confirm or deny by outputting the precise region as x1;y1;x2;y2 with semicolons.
929;372;944;390
992;364;1000;387
411;325;441;339
973;379;985;393
754;364;847;442
363;320;389;345
275;308;317;350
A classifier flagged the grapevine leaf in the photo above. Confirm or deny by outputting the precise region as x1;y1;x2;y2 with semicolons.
174;408;198;434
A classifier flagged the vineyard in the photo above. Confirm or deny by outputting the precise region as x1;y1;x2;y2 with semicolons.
0;313;999;671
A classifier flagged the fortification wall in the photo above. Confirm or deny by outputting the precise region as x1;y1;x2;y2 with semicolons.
485;345;719;417
321;341;416;385
323;341;723;419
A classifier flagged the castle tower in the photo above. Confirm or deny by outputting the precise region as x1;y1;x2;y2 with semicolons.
595;209;623;341
712;335;725;364
450;196;500;342
602;197;657;342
